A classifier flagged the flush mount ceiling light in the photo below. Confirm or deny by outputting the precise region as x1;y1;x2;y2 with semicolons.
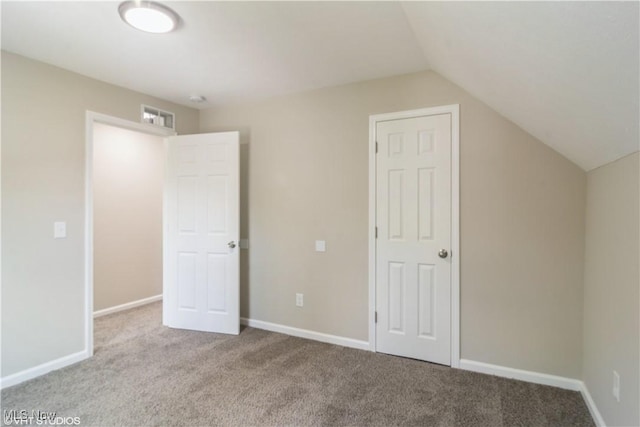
119;1;179;34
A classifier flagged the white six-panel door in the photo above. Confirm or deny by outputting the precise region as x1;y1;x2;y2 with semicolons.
164;132;240;334
375;114;452;365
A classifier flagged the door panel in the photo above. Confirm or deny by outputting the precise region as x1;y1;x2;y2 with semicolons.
376;114;451;365
388;261;405;333
164;132;240;334
418;263;435;338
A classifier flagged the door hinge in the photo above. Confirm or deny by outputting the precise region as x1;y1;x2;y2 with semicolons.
375;226;378;238
375;141;378;153
375;311;378;323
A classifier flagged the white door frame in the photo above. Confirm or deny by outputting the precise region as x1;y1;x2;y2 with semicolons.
368;105;460;368
84;111;176;357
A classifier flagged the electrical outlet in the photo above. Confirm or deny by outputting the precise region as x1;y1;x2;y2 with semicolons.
296;293;303;307
613;370;620;402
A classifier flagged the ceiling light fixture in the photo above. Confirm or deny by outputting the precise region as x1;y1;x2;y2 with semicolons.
189;95;207;103
119;1;179;34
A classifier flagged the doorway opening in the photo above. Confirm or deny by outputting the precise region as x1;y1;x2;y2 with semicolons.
85;112;175;355
92;123;163;314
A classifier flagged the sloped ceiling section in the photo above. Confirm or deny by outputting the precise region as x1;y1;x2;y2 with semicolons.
401;1;639;171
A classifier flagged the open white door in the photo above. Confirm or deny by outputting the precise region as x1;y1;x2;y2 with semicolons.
163;131;240;334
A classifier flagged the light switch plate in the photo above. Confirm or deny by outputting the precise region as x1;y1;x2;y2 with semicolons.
315;240;326;252
54;221;66;239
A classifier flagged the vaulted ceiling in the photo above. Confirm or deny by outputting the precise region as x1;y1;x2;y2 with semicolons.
2;1;638;170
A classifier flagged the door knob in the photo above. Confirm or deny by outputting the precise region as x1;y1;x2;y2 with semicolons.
438;249;448;259
228;241;236;249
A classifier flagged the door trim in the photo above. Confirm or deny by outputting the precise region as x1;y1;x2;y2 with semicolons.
368;105;460;368
84;111;176;358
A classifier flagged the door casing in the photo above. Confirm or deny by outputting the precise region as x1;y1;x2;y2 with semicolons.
368;105;460;368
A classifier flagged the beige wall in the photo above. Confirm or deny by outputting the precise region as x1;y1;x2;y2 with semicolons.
1;51;591;383
1;52;199;377
200;70;587;378
93;123;164;311
583;152;639;426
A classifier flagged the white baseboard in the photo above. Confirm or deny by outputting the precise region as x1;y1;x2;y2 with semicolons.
94;294;162;318
0;350;89;390
240;317;370;351
459;358;582;391
579;382;606;427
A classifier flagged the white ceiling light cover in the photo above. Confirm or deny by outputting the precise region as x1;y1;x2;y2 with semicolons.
119;1;178;34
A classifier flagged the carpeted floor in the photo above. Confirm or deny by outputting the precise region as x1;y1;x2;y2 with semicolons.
2;302;594;426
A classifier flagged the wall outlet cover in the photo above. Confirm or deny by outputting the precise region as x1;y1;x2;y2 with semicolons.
54;221;67;239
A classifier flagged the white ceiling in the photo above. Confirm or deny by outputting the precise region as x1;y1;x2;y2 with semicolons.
2;1;638;170
1;2;428;106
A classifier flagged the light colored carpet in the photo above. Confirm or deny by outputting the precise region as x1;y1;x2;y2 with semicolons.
2;302;594;426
